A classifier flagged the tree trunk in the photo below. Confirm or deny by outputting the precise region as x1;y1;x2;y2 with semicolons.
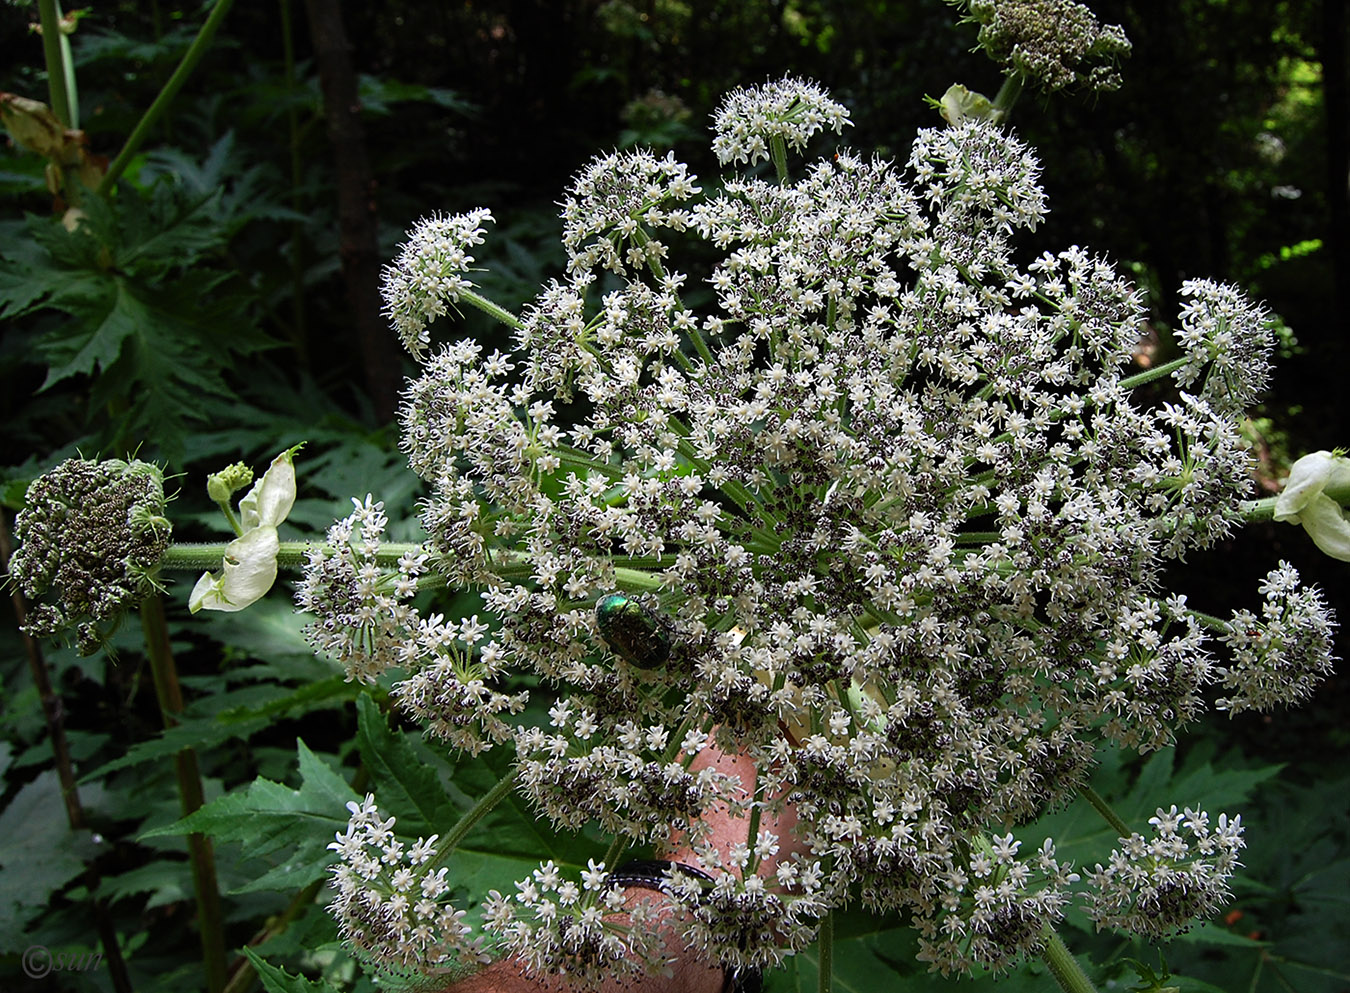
304;0;399;423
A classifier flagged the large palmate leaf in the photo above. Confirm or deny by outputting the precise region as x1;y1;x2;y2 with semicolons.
0;771;101;951
0;171;274;464
140;740;359;894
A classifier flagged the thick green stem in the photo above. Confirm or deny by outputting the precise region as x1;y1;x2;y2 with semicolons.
1039;927;1100;993
141;593;227;993
1239;496;1278;522
991;71;1025;122
37;0;72;127
817;910;833;993
97;0;236;195
1079;784;1132;839
58;17;78;128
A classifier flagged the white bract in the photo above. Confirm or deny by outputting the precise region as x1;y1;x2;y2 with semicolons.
1273;450;1350;561
190;449;298;613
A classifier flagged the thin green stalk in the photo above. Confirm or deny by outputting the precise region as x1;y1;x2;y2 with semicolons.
222;765;371;993
1040;927;1100;993
628;224;713;367
1079;785;1132;839
601;833;629;872
141;593;227;993
817;909;833;993
220;876;323;993
459;287;524;330
96;0;237;195
213;500;244;538
1117;356;1189;391
429;769;522;871
37;0;71;127
770;134;790;184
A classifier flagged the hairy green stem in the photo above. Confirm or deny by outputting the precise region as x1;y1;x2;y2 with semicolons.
141;593;227;993
459;287;524;330
1239;495;1278;522
1079;784;1132;839
1039;927;1100;993
1117;356;1189;391
1183;607;1231;634
97;0;236;195
429;769;522;871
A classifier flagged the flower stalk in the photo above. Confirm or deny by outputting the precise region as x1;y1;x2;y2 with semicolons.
141;592;227;993
37;0;74;128
97;0;237;194
1040;927;1100;993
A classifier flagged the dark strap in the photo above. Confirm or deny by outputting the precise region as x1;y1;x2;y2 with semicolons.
610;859;764;993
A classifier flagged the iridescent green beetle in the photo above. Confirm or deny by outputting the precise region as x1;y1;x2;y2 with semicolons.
594;592;671;669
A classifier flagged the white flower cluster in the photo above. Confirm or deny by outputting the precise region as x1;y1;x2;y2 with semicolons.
1216;561;1337;714
381;208;494;360
1085;805;1245;937
560;149;701;278
711;76;851;167
481;858;667;989
1172;278;1275;415
295;496;429;684
309;78;1336;982
916;836;1079;975
327;794;488;972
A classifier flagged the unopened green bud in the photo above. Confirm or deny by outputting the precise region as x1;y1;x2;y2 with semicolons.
207;462;254;503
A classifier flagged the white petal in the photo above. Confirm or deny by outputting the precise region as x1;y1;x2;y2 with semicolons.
189;526;281;612
1296;493;1350;562
1274;451;1350;522
239;450;298;530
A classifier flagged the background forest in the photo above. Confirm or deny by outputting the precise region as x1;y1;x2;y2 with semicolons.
1;1;1348;991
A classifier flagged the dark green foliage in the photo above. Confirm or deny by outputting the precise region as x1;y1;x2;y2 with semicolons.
0;1;1345;991
0;166;274;466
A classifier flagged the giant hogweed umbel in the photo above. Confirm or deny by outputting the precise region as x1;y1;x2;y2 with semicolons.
306;77;1339;986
